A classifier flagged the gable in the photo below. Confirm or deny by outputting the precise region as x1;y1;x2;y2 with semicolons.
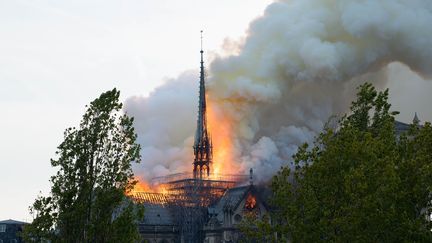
232;189;268;224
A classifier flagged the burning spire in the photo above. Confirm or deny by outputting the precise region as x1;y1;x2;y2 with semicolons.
193;30;213;178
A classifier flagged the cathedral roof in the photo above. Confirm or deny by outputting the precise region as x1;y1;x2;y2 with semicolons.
395;120;411;135
141;203;175;225
209;185;253;222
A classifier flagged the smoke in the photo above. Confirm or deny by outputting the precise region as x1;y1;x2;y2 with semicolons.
125;0;432;183
125;71;197;181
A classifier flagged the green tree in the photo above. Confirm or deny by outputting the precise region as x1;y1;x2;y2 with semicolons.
23;88;144;243
245;83;432;242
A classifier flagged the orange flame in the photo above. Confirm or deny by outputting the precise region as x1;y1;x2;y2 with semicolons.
207;96;240;176
128;179;168;195
245;193;257;210
130;93;242;194
134;180;152;191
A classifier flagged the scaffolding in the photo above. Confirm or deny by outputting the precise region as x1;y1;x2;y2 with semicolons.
133;192;170;204
151;172;248;186
131;172;248;243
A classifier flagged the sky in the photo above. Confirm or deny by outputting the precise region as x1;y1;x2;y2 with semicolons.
0;0;431;222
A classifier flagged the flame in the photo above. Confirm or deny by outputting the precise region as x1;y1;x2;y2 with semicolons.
133;180;152;192
126;180;150;196
245;193;257;210
129;93;242;194
207;95;241;176
128;179;168;195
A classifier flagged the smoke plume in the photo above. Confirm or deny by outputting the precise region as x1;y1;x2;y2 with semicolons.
125;0;432;183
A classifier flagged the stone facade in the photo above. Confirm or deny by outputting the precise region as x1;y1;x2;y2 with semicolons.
203;185;269;243
139;185;269;243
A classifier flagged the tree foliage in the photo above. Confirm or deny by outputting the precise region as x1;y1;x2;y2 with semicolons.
23;88;143;242
245;83;432;242
238;214;278;243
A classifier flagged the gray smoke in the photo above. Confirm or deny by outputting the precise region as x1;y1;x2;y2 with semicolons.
125;0;432;183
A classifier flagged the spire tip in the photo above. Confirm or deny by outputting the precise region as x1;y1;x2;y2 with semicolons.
200;30;204;52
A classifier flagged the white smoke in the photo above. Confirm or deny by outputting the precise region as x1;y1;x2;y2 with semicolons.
125;71;197;182
125;0;432;182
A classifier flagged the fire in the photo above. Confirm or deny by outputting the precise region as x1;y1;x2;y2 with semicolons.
129;93;243;195
128;179;168;195
126;180;150;196
245;193;257;210
207;96;241;176
133;180;152;192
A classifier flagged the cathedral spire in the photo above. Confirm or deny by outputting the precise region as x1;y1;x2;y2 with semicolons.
193;30;212;179
413;112;420;125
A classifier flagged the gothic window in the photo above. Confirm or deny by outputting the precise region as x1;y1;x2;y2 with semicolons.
243;192;260;218
244;193;257;210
